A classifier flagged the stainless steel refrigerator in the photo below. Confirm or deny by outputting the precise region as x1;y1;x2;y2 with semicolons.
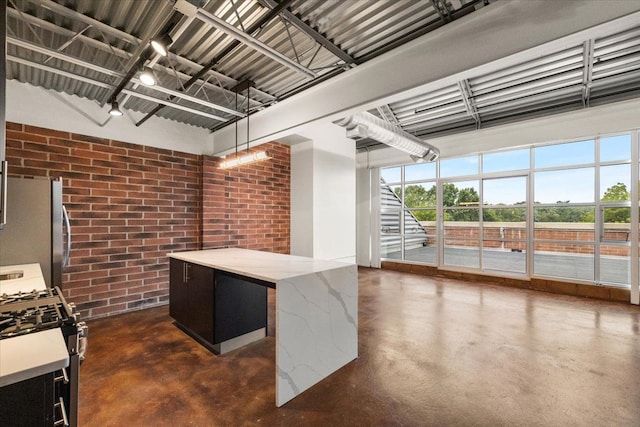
0;176;70;288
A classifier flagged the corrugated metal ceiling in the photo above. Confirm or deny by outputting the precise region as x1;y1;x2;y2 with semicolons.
10;0;640;147
5;0;493;131
358;18;640;151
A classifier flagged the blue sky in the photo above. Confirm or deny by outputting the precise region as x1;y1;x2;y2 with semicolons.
381;134;634;205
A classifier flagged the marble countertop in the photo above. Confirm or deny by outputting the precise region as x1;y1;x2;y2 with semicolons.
0;263;47;295
0;328;70;387
168;248;353;283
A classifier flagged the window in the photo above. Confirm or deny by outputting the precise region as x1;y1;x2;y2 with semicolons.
482;149;530;173
534;139;594;168
378;133;634;291
440;155;478;178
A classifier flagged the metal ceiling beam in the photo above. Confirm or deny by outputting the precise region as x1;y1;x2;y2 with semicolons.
8;3;274;102
356;0;487;64
7;36;242;118
261;0;358;66
376;105;401;127
430;0;453;23
457;79;481;126
25;0;140;46
136;0;294;127
582;39;595;107
8;55;228;123
174;0;316;78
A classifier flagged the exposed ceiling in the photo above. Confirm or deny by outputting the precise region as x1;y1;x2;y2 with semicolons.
5;0;493;133
359;12;640;151
7;0;640;154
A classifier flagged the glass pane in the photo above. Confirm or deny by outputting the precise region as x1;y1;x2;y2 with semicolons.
534;168;594;203
483;208;526;223
440;155;479;178
404;210;426;234
409;208;436;222
483;177;527;206
444;239;480;268
441;181;480;207
444;212;479;237
405;162;435;181
534;242;594;281
404;235;436;264
444;208;479;223
600;134;631;162
602;209;631;239
381;236;402;260
600;244;630;287
381;184;402;209
482;148;530;173
600;164;630;201
534;140;594;168
381;167;401;184
403;183;436;208
381;211;401;234
534;207;595;241
482;243;526;273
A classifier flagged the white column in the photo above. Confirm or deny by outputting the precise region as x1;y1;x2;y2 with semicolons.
289;123;356;263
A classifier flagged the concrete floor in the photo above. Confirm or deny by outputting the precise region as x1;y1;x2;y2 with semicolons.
80;268;640;426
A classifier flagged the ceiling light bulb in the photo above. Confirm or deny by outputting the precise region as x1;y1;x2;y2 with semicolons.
151;33;173;57
139;68;156;86
109;101;123;117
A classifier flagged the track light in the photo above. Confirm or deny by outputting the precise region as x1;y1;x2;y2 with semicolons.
109;101;123;117
151;33;173;57
139;67;156;86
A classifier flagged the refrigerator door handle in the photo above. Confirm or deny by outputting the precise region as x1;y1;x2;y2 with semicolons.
0;161;7;226
62;204;71;268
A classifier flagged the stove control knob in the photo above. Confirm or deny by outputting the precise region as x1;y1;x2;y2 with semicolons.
68;302;76;312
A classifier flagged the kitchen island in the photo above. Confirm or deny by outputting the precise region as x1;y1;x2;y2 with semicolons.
168;248;358;407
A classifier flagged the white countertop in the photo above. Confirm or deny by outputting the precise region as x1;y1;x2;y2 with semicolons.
168;248;353;282
0;263;69;388
0;328;70;387
0;263;47;295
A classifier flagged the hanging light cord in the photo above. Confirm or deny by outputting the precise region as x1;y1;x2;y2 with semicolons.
234;89;238;159
246;86;251;153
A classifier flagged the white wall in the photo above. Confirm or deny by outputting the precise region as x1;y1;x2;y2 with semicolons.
6;80;211;155
290;140;314;257
288;122;356;263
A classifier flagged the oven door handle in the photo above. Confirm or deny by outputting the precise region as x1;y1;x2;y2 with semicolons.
62;205;71;269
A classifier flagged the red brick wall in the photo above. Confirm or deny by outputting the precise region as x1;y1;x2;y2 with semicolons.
425;223;629;255
4;124;292;319
5;123;202;319
202;143;290;253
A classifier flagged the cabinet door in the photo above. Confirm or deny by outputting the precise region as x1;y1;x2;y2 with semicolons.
0;372;55;426
214;271;267;344
169;258;188;324
188;262;215;344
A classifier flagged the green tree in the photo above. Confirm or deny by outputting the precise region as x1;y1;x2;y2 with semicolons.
602;182;630;223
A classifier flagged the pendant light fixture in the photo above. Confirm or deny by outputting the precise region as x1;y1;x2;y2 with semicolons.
219;80;271;169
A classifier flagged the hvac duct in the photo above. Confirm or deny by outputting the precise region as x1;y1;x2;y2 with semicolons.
335;112;439;161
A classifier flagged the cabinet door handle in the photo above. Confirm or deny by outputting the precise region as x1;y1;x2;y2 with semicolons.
183;263;191;283
54;397;69;426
